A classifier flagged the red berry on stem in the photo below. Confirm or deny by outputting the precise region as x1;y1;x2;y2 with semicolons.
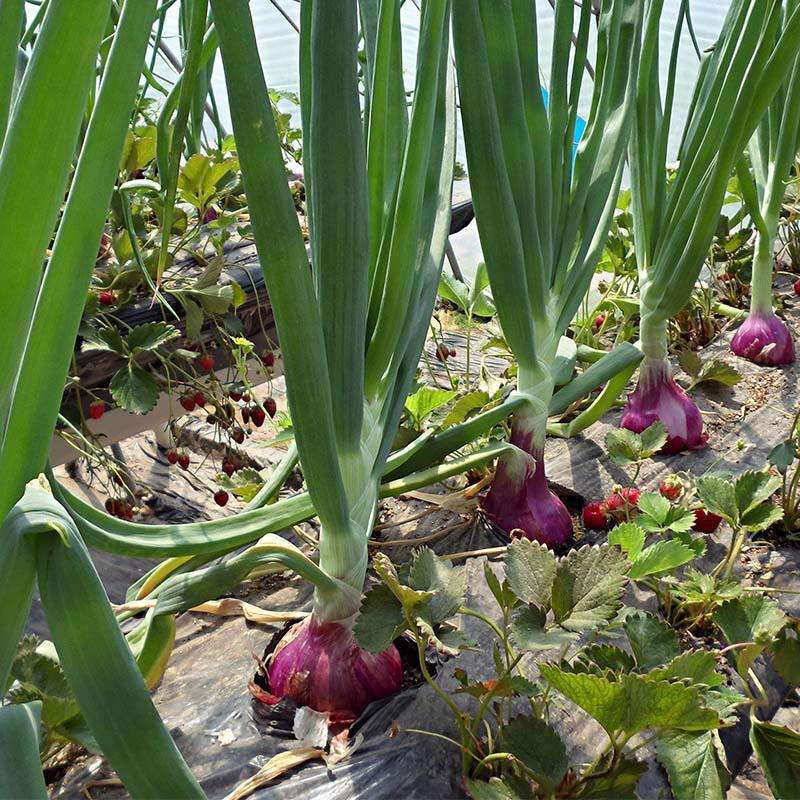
659;479;682;501
229;389;242;402
202;206;219;224
593;314;606;331
222;460;235;476
263;350;275;369
435;343;450;362
794;279;800;296
105;498;115;514
98;290;116;306
265;397;277;418
619;487;639;507
232;428;245;444
178;453;190;470
604;493;624;512
582;501;609;531
166;450;179;465
88;401;105;420
214;490;229;507
241;406;250;424
198;355;215;374
194;391;206;407
179;395;196;412
693;508;722;533
251;406;266;427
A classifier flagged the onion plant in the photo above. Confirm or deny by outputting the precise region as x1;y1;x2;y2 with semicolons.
451;0;643;545
623;0;800;451
0;1;204;795
204;0;456;722
732;0;800;365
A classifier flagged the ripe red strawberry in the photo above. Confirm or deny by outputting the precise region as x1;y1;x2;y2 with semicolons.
232;428;245;444
214;490;229;507
693;508;722;533
222;460;235;477
241;392;251;403
265;397;277;418
97;233;111;260
177;453;190;470
604;493;624;512
166;450;179;465
794;278;800;296
229;389;242;402
659;479;682;501
98;290;116;306
194;391;206;407
202;206;219;224
88;400;105;420
105;498;116;515
240;406;250;424
619;487;639;507
263;350;275;369
198;355;215;374
593;314;606;331
251;406;266;427
435;343;451;362
583;501;609;530
179;395;196;412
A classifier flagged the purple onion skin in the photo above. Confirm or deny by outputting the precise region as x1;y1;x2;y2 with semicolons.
730;312;795;366
267;616;402;723
620;363;705;454
483;427;573;548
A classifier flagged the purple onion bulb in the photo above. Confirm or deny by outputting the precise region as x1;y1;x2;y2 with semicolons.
620;359;705;454
730;312;794;366
267;615;402;723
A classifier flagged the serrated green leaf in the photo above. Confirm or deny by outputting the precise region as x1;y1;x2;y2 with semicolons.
440;391;490;429
353;585;405;653
189;283;238;314
648;651;725;687
639;421;668;456
576;645;637;675
372;553;434;613
408;547;465;623
86;325;127;355
637;492;671;525
550;545;628;632
125;322;180;353
501;716;568;793
608;523;645;561
629;540;696;579
740;502;783;533
404;387;457;428
695;476;738;524
689;358;742;391
216;468;263;502
657;730;729;800
109;363;159;414
734;471;781;517
539;666;720;737
624;611;679;670
604;428;642;466
750;720;800;799
504;538;557;609
510;605;579;651
714;595;787;646
768;440;796;475
771;636;800;686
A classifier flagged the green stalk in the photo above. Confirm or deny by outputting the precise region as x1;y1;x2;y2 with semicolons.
0;704;48;800
0;0;157;522
154;0;208;286
750;229;779;315
0;0;112;432
30;490;203;797
0;0;23;145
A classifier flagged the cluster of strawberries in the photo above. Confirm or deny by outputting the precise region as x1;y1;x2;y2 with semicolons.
582;476;722;533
